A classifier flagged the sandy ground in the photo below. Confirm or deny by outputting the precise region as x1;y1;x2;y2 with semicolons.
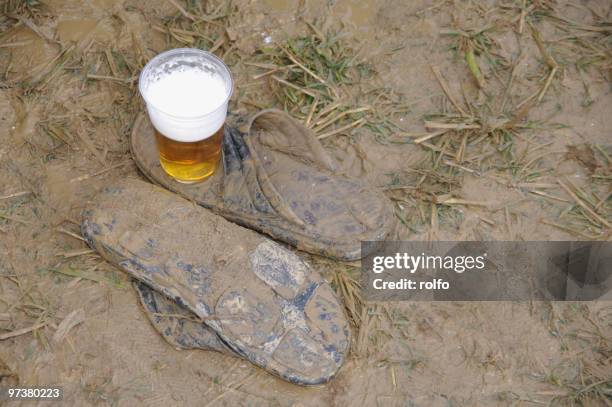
0;0;611;406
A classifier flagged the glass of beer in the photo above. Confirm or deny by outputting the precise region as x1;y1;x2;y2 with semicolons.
138;48;233;183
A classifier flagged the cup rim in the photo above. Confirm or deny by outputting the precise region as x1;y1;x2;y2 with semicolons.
138;48;233;120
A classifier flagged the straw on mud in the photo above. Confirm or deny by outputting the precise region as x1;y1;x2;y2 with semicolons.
270;75;319;98
331;266;363;325
443;160;479;174
55;249;95;259
0;213;34;226
317;118;365;140
6;12;57;45
47;267;126;288
52;308;85;343
515;24;559;111
74;129;106;165
166;0;198;22
594;191;611;212
497;53;523;115
21;44;75;87
244;62;279;70
0;190;30;201
430;204;439;235
416;141;455;157
151;311;242;324
528;189;571;204
424;121;480;130
530;23;558;70
305;97;319;127
311;100;345;125
518;182;559;189
69;160;130;183
209;36;225;53
252;64;297;80
479;215;496;226
250;25;407;143
355;306;373;356
313;106;371;132
430;66;467;116
104;48;119;77
404;130;447;144
152;25;208;45
56;227;86;242
86;74;135;84
0;322;47;341
540;219;601;240
558;179;610;228
0;40;32;48
281;44;340;98
517;149;556;179
438;197;489;207
394;3;595;236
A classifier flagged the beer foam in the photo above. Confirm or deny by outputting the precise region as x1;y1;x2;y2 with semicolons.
143;68;229;142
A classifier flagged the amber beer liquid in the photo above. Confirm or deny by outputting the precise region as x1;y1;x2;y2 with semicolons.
138;48;233;183
154;126;223;182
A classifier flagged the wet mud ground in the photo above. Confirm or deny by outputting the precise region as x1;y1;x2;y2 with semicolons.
0;0;611;405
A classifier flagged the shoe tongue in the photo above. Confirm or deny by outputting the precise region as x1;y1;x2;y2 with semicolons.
247;109;339;173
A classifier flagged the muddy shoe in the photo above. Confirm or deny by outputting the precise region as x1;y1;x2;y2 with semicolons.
131;109;395;261
82;178;350;385
134;281;236;354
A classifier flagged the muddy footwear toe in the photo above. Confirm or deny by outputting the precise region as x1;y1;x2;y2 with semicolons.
131;109;395;261
134;281;236;354
82;178;350;385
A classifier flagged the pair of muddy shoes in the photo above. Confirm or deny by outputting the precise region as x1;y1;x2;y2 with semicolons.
82;110;394;385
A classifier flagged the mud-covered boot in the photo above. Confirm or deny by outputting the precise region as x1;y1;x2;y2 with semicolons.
131;109;395;261
82;178;350;385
